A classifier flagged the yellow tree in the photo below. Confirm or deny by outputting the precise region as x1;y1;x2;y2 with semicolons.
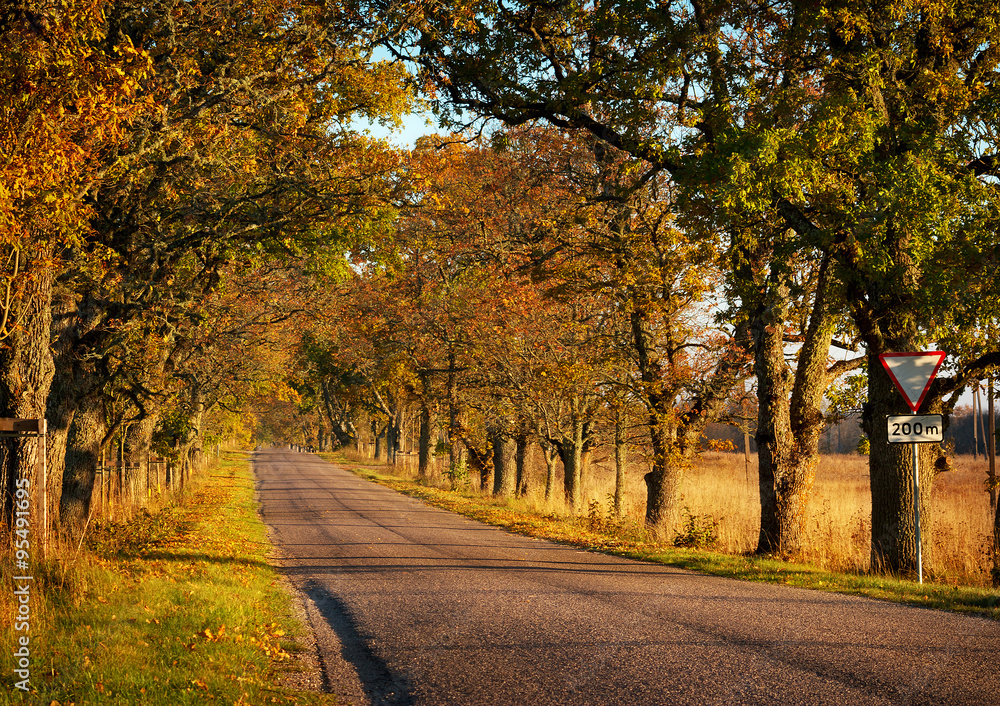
46;0;412;531
0;1;150;530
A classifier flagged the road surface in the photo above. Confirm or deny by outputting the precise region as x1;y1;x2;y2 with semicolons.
254;449;1000;705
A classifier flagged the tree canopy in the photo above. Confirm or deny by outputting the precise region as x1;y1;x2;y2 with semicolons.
3;0;999;579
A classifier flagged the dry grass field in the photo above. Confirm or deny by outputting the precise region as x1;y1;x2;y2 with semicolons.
392;448;997;587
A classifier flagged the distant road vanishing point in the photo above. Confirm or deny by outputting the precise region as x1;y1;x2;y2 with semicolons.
254;449;1000;706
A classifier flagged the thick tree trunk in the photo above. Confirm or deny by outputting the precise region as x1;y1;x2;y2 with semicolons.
418;401;432;478
752;253;838;555
462;438;490;491
0;264;54;536
542;441;558;501
992;382;1000;587
554;414;588;510
613;411;627;517
388;411;402;464
373;421;384;461
447;351;459;473
321;378;357;449
46;284;109;535
559;442;582;509
515;429;529;497
386;419;397;465
185;389;205;482
864;349;935;574
330;421;357;450
491;426;517;498
631;302;686;530
753;283;789;552
125;416;156;511
994;460;1000;586
60;405;106;528
643;418;686;530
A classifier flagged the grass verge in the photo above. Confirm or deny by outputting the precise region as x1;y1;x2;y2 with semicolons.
330;456;1000;622
1;450;334;705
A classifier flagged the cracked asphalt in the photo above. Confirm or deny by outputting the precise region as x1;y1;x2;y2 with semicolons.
254;449;1000;705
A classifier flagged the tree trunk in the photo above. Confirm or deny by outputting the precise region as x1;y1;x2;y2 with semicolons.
515;429;529;497
613;410;627;517
555;415;588;510
418;401;432;478
491;426;517;498
373;421;384;461
864;348;935;574
0;263;55;536
464;437;491;491
185;389;205;481
989;379;997;584
751;251;839;555
994;498;1000;588
391;410;402;464
631;302;686;530
321;378;357;449
386;416;399;465
126;416;156;511
993;382;1000;585
45;283;117;535
753;281;790;552
60;405;106;528
643;417;686;530
989;380;997;509
542;441;558;501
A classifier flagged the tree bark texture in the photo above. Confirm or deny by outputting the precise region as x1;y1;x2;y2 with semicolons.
631;303;687;530
515;430;529;497
994;470;1000;587
553;414;588;509
614;410;627;517
373;421;384;461
491;426;517;498
753;259;835;556
321;378;357;449
863;351;935;574
643;419;686;531
60;405;106;529
418;401;432;478
125;416;157;511
0;265;54;533
542;441;558;501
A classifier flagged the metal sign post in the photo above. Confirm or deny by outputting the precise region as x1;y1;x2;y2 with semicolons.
0;418;48;558
912;442;920;581
879;352;947;585
886;415;942;584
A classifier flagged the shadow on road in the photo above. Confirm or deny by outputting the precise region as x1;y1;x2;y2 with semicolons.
302;579;415;706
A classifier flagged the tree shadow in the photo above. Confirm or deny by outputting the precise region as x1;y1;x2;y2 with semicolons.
301;579;415;706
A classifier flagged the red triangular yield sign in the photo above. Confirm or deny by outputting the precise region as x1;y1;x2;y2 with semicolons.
878;352;946;413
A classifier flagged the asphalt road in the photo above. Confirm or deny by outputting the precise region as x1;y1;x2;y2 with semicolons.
254;449;1000;705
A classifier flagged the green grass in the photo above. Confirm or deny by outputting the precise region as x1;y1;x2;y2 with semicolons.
332;458;1000;622
1;451;334;705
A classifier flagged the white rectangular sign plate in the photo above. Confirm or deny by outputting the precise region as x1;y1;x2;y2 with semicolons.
886;415;943;443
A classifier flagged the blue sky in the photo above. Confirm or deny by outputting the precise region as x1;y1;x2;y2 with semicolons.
354;108;438;147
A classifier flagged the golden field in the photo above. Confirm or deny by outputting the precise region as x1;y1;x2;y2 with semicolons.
396;449;997;587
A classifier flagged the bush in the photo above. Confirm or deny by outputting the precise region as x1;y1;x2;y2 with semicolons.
673;507;720;548
444;459;470;489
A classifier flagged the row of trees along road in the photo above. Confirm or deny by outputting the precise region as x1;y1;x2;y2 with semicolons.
354;0;1000;577
2;1;999;583
0;2;411;544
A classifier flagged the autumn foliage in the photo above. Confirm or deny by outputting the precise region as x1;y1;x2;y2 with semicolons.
1;1;999;584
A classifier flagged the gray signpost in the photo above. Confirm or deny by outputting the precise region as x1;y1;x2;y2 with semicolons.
878;352;946;584
0;418;48;558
